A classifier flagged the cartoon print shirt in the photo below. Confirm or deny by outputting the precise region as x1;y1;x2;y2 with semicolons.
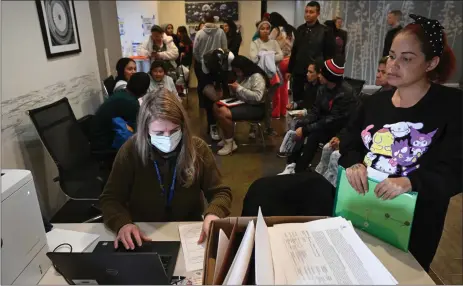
339;83;462;194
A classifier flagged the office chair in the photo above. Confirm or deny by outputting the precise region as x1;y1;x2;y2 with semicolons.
27;98;108;223
232;91;268;151
102;75;116;98
344;77;366;96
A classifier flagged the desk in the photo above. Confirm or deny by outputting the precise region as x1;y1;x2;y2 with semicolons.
39;222;435;285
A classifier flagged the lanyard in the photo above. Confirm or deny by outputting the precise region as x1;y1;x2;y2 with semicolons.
153;161;177;206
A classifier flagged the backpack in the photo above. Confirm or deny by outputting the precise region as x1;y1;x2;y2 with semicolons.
111;117;134;149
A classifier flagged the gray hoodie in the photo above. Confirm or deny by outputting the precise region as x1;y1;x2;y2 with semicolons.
193;23;227;65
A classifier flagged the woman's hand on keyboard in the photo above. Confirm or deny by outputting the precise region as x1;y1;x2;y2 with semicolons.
114;223;152;250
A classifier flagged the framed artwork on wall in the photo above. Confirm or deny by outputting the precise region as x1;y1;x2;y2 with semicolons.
185;1;238;24
35;0;82;58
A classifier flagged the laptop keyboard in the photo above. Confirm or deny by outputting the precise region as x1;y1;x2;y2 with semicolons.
159;255;171;273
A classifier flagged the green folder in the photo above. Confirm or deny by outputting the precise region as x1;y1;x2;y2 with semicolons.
333;166;418;252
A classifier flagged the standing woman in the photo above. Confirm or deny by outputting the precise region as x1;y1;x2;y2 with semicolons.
114;58;136;92
223;19;242;56
100;89;232;248
340;15;460;271
250;20;283;134
162;23;180;49
176;26;193;67
269;12;295;118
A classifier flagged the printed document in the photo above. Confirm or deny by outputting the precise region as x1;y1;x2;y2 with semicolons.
179;223;205;272
271;217;397;285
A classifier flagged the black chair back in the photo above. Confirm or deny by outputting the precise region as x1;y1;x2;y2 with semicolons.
344;77;366;96
27;98;103;199
103;76;116;97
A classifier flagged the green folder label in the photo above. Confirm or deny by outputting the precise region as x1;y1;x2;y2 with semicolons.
333;166;418;251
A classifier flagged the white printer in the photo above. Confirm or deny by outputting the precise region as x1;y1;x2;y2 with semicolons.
1;169;51;285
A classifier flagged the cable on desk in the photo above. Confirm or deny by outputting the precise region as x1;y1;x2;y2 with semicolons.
52;243;74;285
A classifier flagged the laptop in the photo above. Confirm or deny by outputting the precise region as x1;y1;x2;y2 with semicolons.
47;241;180;285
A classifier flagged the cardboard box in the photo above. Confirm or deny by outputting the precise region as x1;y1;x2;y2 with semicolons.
202;216;328;285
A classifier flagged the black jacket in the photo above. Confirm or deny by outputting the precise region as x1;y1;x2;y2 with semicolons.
295;80;320;110
288;21;336;75
382;25;402;57
295;80;355;136
227;33;242;57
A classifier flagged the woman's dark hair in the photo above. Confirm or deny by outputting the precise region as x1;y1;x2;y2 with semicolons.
197;21;205;31
150;60;166;73
224;19;238;37
150;25;164;34
398;23;456;83
324;20;336;31
231;55;270;87
126;72;150;98
269;12;295;39
115;57;135;82
177;26;192;45
308;60;323;73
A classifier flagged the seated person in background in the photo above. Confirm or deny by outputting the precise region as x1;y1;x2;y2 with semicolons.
90;73;150;152
100;89;232;249
340;15;460;271
315;56;395;186
113;58;136;92
147;60;179;99
279;57;355;175
277;61;322;158
138;25;179;77
213;55;269;156
372;56;394;94
285;61;322;123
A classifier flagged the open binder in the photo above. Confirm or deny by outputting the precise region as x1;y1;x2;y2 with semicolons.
334;166;418;251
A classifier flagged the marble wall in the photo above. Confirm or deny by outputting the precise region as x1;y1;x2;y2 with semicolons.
1;72;103;218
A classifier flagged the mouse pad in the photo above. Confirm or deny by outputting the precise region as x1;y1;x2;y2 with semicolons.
333;166;418;252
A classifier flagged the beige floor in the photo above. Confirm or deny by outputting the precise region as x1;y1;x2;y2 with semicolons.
183;91;462;285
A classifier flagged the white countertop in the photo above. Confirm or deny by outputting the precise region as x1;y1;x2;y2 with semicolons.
38;222;435;285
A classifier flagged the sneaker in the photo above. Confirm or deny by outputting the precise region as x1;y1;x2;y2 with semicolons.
278;163;296;175
210;125;220;141
217;139;238;156
217;140;225;147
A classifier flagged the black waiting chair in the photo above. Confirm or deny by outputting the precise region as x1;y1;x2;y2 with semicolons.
27;97;108;223
102;75;116;98
344;77;366;96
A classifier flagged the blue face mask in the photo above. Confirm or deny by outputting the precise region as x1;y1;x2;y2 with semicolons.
150;130;182;153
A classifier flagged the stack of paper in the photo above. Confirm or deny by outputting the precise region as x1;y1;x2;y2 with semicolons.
211;208;397;285
46;228;100;253
179;223;206;272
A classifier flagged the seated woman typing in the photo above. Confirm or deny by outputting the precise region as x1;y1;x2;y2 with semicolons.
100;89;232;249
213;55;269;156
340;15;461;271
113;58;136;92
147;60;179;99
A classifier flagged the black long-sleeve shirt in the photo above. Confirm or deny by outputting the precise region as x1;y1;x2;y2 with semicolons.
288;21;336;75
296;80;356;136
339;83;462;199
382;25;402;57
